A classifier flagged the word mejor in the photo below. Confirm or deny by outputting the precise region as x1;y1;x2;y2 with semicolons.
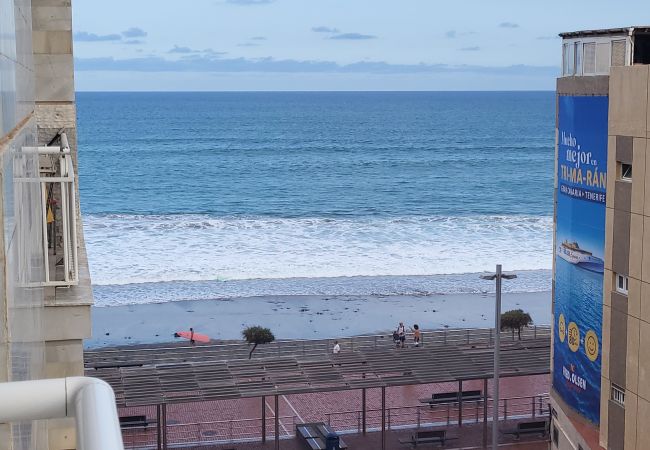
560;132;606;189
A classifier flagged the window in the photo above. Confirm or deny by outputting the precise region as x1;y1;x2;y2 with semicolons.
552;425;559;446
595;42;610;73
633;34;650;65
611;39;627;66
621;163;632;181
616;273;629;295
574;42;583;75
562;44;570;75
583;43;596;74
567;43;576;75
611;384;625;407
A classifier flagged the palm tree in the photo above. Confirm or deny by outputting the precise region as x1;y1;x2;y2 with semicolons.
500;309;533;340
242;326;275;359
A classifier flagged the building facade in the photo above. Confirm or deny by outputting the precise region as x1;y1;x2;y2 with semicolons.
0;0;92;449
552;27;650;450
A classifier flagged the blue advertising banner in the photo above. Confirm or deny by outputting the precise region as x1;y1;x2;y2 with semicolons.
553;95;608;424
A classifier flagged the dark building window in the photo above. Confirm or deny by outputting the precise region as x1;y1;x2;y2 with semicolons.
553;425;559;446
633;33;650;65
612;384;626;407
621;163;632;181
616;273;629;295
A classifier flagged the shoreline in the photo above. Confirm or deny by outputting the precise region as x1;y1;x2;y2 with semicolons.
87;291;551;348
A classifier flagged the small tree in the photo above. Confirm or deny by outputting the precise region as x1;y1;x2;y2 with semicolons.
500;309;533;340
242;326;275;359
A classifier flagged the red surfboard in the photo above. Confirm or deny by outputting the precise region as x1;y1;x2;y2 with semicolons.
176;330;210;343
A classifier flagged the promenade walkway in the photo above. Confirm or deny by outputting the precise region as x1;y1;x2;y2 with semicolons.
85;326;551;449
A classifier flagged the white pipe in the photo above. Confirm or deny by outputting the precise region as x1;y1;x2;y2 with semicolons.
18;146;70;155
0;377;124;450
60;132;70;152
41;182;50;284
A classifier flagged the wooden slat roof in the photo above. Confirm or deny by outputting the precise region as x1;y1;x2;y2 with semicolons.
86;331;550;407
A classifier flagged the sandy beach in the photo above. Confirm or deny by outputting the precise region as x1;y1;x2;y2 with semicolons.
87;291;551;348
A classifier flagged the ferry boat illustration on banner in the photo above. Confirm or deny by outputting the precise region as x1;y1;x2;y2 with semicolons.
557;240;604;273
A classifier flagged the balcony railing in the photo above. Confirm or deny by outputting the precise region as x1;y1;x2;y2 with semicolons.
0;377;124;450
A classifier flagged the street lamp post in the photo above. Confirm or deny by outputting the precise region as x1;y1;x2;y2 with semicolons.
480;264;517;450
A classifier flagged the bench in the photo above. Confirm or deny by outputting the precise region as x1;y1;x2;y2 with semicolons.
504;420;548;439
296;423;348;449
119;415;151;429
419;390;483;406
399;429;455;447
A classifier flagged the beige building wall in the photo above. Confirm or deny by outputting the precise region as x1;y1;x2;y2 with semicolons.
0;0;47;448
1;0;91;448
600;65;650;450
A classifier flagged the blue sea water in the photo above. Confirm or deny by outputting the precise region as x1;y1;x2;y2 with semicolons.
76;92;556;306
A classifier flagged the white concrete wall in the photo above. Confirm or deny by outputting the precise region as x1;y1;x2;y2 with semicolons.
0;0;48;448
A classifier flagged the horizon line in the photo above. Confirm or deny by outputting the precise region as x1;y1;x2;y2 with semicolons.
75;89;556;93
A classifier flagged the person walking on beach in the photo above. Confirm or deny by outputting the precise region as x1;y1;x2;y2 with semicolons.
397;322;406;348
189;327;195;345
412;324;421;347
333;341;341;354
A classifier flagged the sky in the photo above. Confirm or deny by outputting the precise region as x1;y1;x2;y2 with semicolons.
72;0;647;91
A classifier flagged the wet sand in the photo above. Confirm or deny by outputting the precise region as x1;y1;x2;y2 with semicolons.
87;291;551;348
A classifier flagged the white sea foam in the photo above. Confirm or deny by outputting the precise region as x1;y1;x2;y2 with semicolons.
84;214;553;286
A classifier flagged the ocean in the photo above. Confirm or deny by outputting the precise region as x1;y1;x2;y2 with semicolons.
76;91;556;307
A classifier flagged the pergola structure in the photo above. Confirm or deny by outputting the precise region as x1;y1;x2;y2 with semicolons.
85;328;551;450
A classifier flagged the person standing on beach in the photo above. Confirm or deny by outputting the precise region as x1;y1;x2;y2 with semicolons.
412;324;421;347
333;341;341;354
397;322;406;348
190;327;195;345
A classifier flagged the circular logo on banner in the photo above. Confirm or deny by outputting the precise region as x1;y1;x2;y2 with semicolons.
567;322;580;352
558;314;566;342
585;330;599;362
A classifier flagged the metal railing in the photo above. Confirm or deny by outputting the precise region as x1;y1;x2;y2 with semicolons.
120;415;299;449
120;393;549;449
86;325;551;367
323;393;550;434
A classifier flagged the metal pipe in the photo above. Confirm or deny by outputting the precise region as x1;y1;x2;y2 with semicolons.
157;405;162;450
70;171;79;282
458;380;463;426
274;395;279;450
493;264;502;450
162;403;167;450
41;182;50;284
0;377;124;450
17;146;69;155
61;178;70;281
60;131;70;152
381;387;386;450
262;396;266;443
362;388;367;435
483;378;488;447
